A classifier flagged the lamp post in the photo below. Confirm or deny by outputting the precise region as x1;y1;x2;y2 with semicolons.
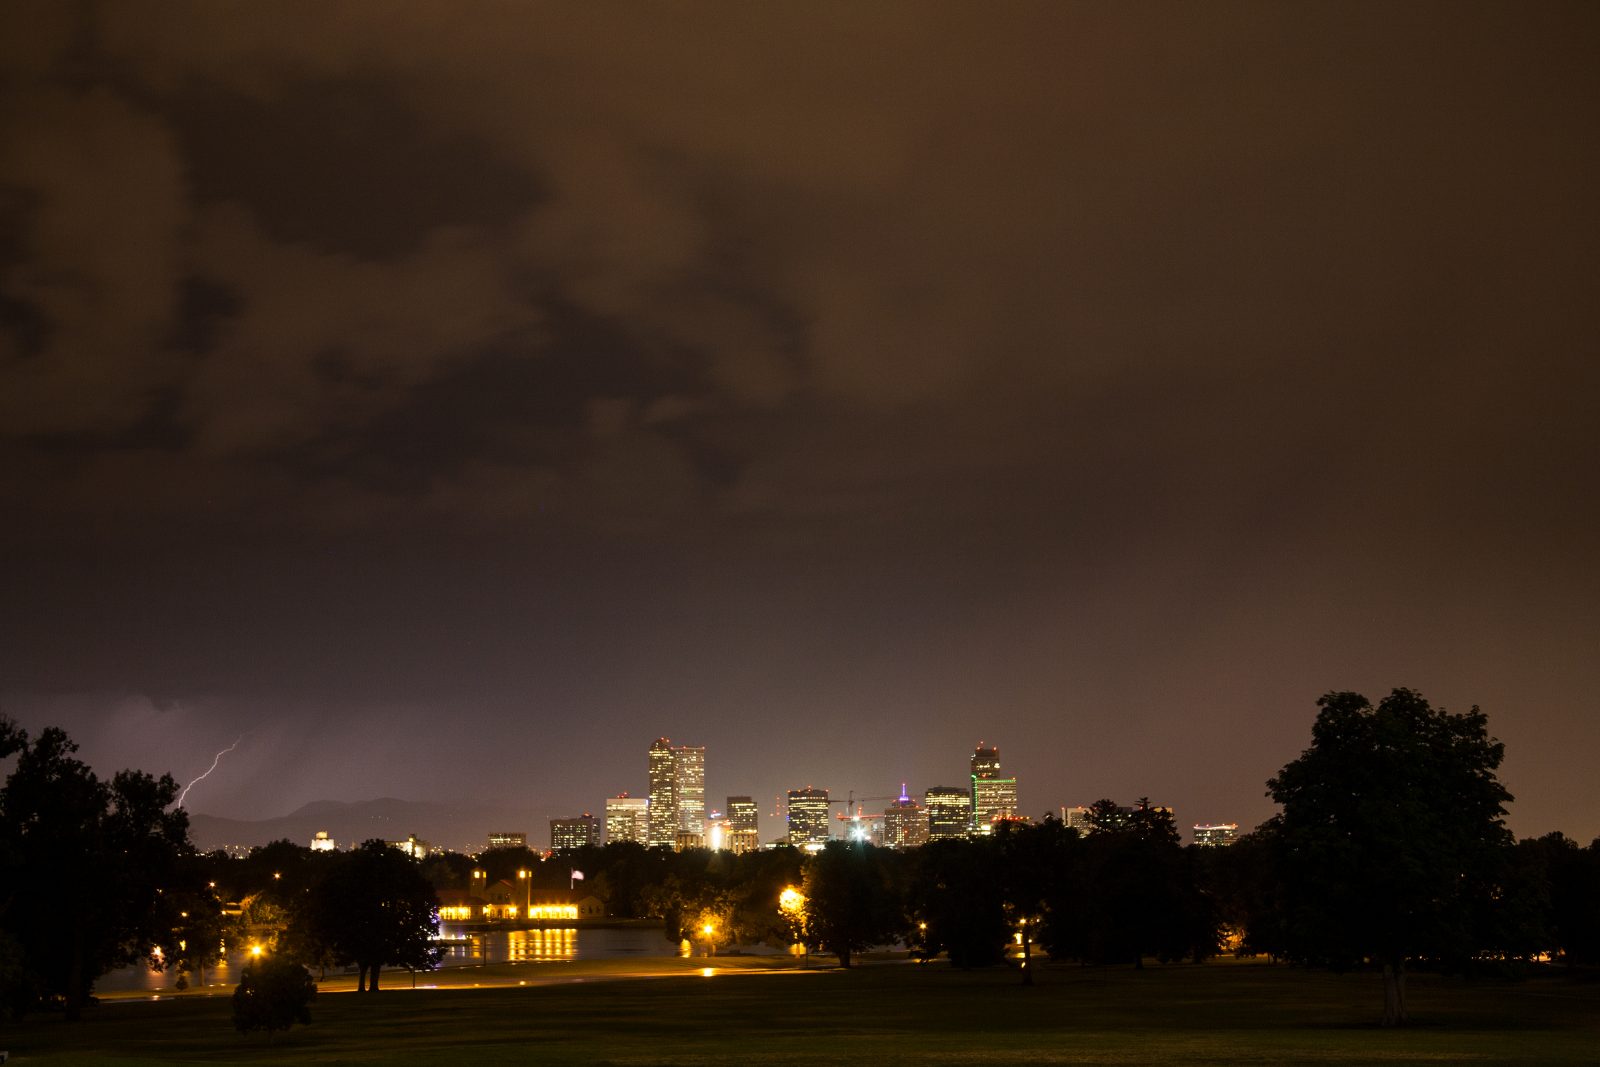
701;922;716;959
471;870;486;958
518;869;531;922
779;887;807;969
1018;917;1033;986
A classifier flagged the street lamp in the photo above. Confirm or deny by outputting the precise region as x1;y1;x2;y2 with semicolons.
701;922;716;958
518;869;531;921
778;886;807;968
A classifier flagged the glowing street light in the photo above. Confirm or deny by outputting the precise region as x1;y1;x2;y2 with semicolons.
701;922;717;958
778;887;807;968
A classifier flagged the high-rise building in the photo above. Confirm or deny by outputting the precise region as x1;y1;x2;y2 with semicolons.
882;786;929;849
647;738;708;849
1072;802;1175;834
605;795;648;845
727;796;760;853
970;743;1018;830
487;831;527;850
550;814;598;851
390;834;430;859
925;786;972;840
786;788;831;848
1193;823;1239;847
647;738;677;847
1061;806;1093;835
674;745;706;848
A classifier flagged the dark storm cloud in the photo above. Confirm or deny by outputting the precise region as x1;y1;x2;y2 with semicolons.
3;3;1596;841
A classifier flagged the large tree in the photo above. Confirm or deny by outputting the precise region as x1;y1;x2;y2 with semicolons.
802;842;904;967
293;840;440;992
1266;688;1512;1026
908;837;1009;969
0;720;193;1018
1068;798;1210;967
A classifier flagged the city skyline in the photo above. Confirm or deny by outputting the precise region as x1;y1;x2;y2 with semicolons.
4;5;1597;849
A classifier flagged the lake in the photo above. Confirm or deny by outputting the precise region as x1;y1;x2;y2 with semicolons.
97;924;722;994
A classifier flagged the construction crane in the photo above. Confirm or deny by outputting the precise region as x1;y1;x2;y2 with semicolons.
831;789;908;843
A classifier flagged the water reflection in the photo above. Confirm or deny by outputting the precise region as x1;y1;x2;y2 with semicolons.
101;925;746;993
509;928;575;962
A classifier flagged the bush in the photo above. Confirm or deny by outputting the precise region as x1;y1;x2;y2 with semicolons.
232;956;316;1037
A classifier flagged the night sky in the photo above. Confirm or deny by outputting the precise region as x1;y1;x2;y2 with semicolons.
3;3;1597;848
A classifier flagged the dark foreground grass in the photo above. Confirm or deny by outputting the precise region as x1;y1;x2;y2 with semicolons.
4;959;1598;1066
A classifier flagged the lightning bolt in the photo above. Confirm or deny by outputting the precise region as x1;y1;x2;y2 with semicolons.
177;736;243;808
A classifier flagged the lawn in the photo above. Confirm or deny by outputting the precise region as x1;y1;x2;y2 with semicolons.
4;958;1597;1066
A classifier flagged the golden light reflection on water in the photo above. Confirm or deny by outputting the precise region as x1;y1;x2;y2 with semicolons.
506;928;577;962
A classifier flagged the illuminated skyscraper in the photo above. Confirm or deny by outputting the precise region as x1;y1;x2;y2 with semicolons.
647;738;707;848
727;796;760;853
970;743;1018;830
925;786;972;840
674;745;706;847
487;831;527;850
605;795;648;844
1192;823;1239;847
882;785;929;849
1061;806;1093;835
550;814;598;851
786;788;831;848
647;738;677;847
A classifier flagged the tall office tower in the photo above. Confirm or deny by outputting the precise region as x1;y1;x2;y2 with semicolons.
970;743;1019;830
727;796;760;853
647;738;677;847
1061;806;1093;835
550;814;598;851
786;788;832;847
487;831;527;850
882;785;929;849
674;745;707;847
924;786;973;840
605;795;648;844
1192;823;1239;848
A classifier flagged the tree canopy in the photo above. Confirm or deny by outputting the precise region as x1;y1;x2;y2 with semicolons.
0;720;194;1019
802;842;904;967
292;840;440;992
232;955;316;1037
1266;688;1513;1025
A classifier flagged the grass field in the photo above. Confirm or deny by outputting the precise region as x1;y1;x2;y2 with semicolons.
3;957;1597;1066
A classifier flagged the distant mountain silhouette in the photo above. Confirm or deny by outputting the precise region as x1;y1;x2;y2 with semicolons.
186;797;536;854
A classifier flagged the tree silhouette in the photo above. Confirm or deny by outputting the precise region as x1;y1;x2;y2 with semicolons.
293;840;440;992
0;720;191;1019
1267;688;1512;1026
802;842;903;967
232;954;316;1037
